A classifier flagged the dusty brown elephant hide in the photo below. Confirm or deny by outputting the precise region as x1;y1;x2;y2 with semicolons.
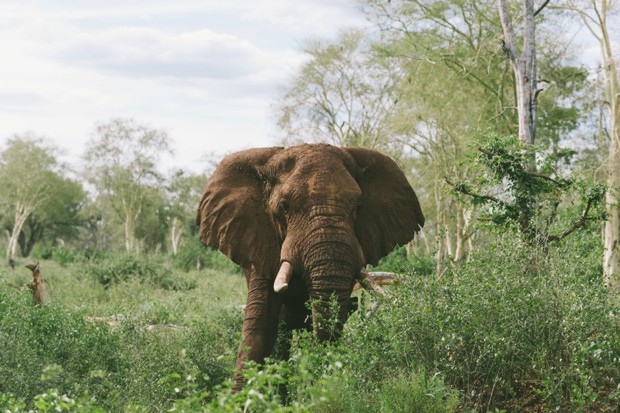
195;143;424;389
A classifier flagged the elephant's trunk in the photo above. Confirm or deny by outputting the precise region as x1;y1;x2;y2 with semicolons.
304;236;360;342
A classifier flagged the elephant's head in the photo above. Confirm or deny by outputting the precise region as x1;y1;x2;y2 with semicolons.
196;144;424;341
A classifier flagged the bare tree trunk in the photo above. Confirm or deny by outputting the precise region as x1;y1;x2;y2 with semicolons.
568;0;620;290
445;220;454;260
454;202;467;262
6;202;35;261
435;185;446;276
124;216;135;252
498;0;538;146
121;199;141;252
601;7;620;290
170;217;184;256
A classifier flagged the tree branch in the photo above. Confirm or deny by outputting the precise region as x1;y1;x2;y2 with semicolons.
546;196;595;242
477;147;564;185
444;177;505;205
534;0;551;17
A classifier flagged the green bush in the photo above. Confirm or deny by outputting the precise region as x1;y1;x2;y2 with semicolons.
3;222;619;412
0;287;126;404
343;232;620;411
173;235;241;274
372;245;434;276
0;282;241;411
80;253;195;290
32;246;94;266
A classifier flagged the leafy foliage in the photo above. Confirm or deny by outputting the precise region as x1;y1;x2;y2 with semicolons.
1;235;619;412
448;133;607;246
83;118;172;253
33;246;94;266
173;233;242;274
371;245;434;276
81;253;195;291
345;232;619;411
0;266;241;411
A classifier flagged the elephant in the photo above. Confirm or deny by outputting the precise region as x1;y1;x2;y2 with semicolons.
195;143;424;388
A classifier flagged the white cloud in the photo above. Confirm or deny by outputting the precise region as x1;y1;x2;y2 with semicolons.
56;27;265;80
0;0;368;172
241;0;366;37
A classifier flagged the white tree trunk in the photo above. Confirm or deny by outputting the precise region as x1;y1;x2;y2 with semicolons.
601;11;620;289
124;216;135;252
454;202;467;262
498;0;538;146
570;0;620;290
170;217;184;255
6;202;35;260
435;185;447;276
121;198;141;252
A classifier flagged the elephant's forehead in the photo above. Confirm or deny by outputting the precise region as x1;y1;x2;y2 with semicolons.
270;146;360;197
291;160;360;202
306;166;353;192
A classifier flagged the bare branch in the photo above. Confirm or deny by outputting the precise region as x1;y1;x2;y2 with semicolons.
444;177;505;205
546;197;595;242
534;0;551;16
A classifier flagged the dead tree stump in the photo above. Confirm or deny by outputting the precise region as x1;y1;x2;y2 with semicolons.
26;262;47;306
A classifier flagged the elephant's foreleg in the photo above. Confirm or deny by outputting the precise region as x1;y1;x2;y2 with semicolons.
233;269;282;391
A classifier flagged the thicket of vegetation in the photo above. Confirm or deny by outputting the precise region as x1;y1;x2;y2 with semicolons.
1;223;618;411
1;0;619;411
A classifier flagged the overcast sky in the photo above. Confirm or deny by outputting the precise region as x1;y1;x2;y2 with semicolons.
0;0;368;173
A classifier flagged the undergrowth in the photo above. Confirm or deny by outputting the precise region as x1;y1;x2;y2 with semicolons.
1;227;619;411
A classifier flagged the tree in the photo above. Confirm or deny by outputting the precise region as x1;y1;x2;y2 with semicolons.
277;29;401;151
362;0;519;266
358;0;591;269
18;174;86;257
84;118;172;252
563;0;620;289
166;169;206;255
134;186;169;252
0;136;61;261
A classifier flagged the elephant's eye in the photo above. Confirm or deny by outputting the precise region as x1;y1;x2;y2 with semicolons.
278;200;290;216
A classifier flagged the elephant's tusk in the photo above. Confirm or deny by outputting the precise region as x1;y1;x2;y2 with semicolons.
273;261;293;293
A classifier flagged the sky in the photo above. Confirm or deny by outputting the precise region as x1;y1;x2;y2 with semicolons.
0;0;368;173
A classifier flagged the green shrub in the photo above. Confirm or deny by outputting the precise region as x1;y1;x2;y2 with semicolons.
32;246;95;266
343;232;620;411
0;282;241;411
4;223;618;412
0;287;126;404
173;235;241;274
372;245;434;276
80;253;195;290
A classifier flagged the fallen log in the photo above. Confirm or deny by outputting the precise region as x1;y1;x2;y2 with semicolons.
353;271;397;292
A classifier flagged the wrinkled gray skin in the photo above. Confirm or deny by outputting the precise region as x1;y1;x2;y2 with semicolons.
196;144;424;389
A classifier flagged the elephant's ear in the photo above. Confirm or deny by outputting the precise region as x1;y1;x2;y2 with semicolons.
344;147;425;266
195;147;283;274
